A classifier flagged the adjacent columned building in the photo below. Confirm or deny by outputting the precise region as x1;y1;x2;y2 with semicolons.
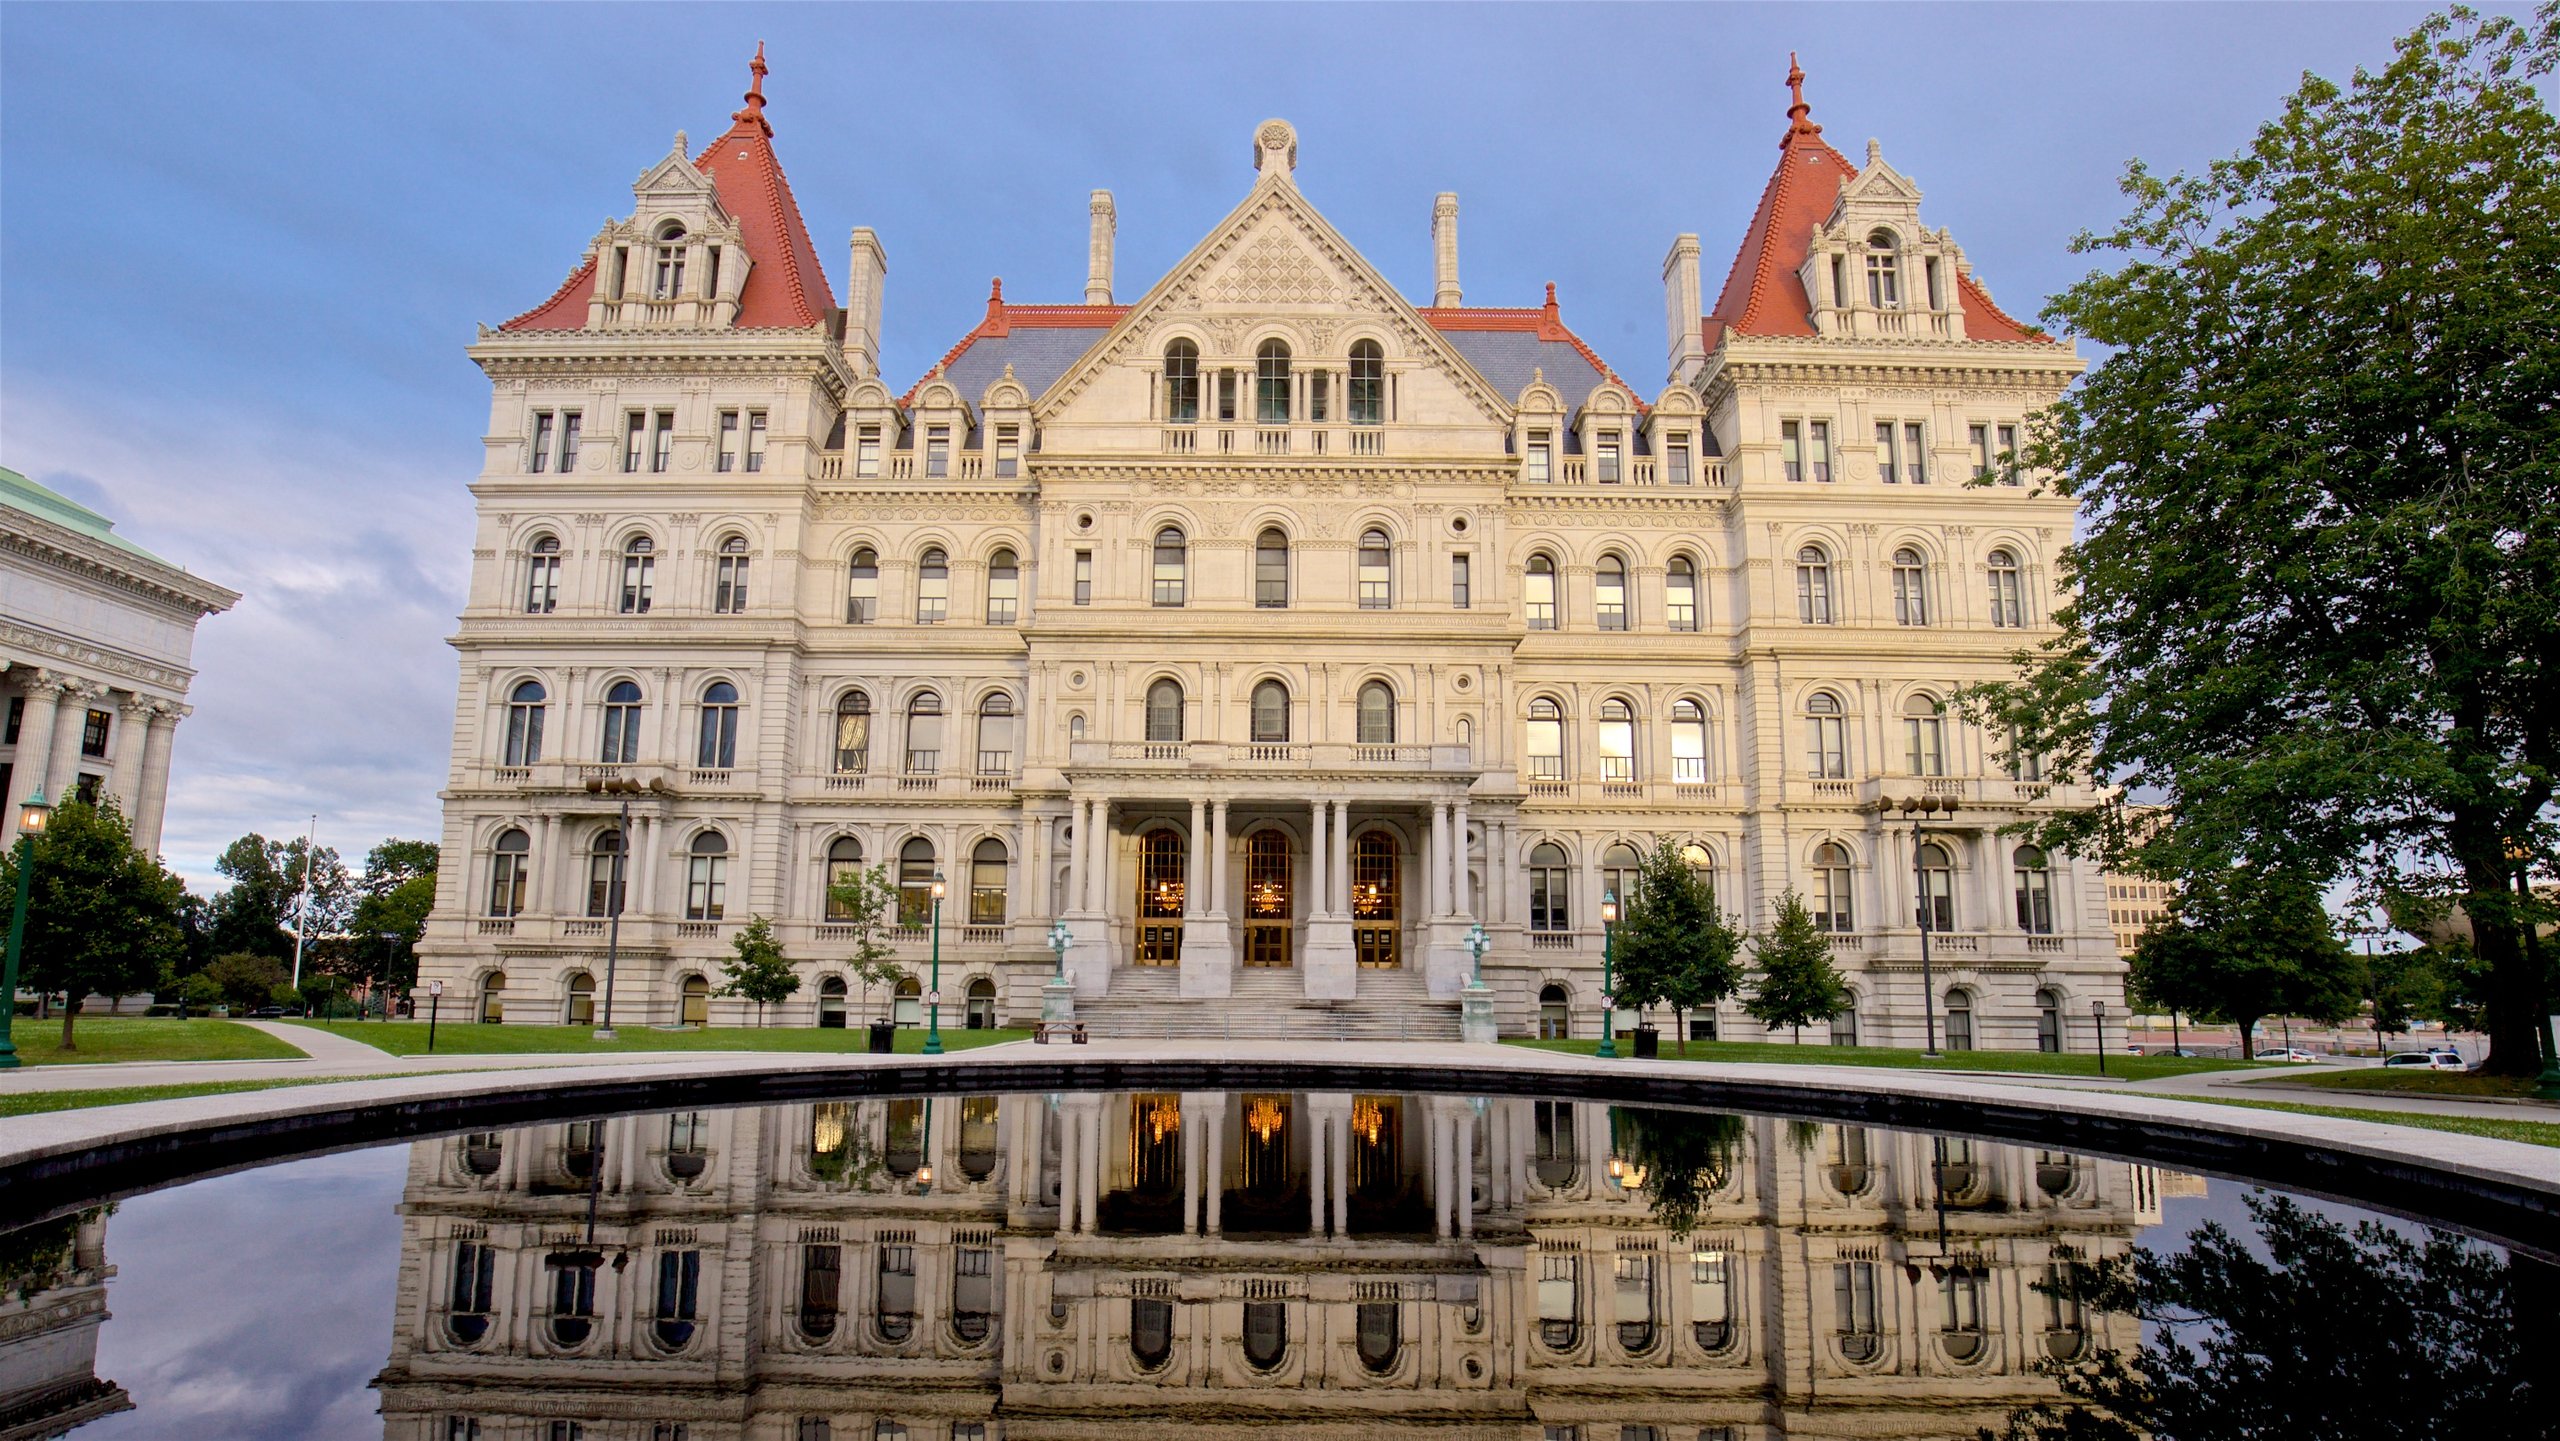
420;49;2112;1044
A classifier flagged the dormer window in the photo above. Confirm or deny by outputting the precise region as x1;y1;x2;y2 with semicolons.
1348;341;1385;425
1525;430;1553;483
1595;430;1622;484
652;224;688;300
925;426;950;479
994;425;1020;478
1864;230;1901;309
1666;433;1692;485
856;425;882;478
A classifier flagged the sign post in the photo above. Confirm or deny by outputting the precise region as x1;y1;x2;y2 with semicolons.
426;979;444;1055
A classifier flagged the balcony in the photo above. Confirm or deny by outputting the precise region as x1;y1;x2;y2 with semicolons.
1068;740;1473;776
1545;456;1729;488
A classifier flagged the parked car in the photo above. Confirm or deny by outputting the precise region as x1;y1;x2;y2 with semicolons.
247;1005;287;1018
2382;1050;2468;1071
2257;1047;2319;1063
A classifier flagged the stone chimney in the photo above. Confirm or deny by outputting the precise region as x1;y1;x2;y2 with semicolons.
1085;191;1116;306
845;226;887;376
1432;193;1462;308
1663;232;1704;383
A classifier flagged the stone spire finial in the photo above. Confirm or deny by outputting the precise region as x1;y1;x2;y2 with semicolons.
1785;52;1823;140
731;42;773;135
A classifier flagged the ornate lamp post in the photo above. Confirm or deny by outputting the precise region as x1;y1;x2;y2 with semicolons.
585;776;643;1041
1875;794;1959;1057
1049;919;1072;980
0;787;51;1069
1466;921;1490;987
923;872;947;1055
1043;918;1076;1026
1459;920;1496;1044
916;1098;937;1193
1597;888;1620;1059
2093;999;2109;1077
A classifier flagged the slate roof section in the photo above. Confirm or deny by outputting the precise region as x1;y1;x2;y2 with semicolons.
0;466;164;564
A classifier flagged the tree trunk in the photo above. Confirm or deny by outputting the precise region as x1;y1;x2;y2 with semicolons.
1676;1010;1688;1057
2235;1015;2260;1060
2455;807;2546;1076
1793;1024;1802;1044
58;1000;78;1051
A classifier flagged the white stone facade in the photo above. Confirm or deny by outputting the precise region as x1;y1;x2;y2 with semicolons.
421;65;2121;1046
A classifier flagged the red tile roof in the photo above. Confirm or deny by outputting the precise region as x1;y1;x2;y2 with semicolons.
901;279;1130;406
497;256;596;332
1421;283;1648;408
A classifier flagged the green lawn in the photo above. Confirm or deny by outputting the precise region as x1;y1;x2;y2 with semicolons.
282;1020;1031;1058
3;1017;308;1067
1508;1036;2260;1083
0;1075;397;1119
2194;1097;2560;1149
2274;1068;2549;1101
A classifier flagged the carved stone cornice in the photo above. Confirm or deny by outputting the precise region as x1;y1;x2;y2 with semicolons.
0;625;195;694
0;519;238;618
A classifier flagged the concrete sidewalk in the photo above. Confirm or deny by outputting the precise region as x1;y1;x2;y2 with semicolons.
1958;1061;2559;1123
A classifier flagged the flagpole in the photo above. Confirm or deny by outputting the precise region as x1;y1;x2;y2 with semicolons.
289;813;317;992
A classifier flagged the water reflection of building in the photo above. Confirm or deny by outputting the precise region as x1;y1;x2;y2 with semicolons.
377;1095;2157;1439
0;1209;131;1439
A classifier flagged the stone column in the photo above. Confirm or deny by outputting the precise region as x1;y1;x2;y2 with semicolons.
1330;1109;1348;1239
1055;1103;1081;1238
4;672;62;846
109;696;150;818
1456;1104;1477;1238
1078;1102;1102;1235
1308;1104;1330;1236
1209;800;1230;918
1182;1100;1204;1235
1453;800;1472;918
1186;798;1206;919
1331;798;1351;915
1204;1104;1226;1234
1427;801;1449;917
41;680;93;814
538;814;563;915
1308;800;1330;916
1066;798;1089;914
638;815;663;916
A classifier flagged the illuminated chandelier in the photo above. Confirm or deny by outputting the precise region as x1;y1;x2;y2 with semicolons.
1351;1097;1386;1146
1142;1096;1181;1145
1245;1095;1287;1144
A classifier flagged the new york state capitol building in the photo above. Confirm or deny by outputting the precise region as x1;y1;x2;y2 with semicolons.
420;52;2114;1045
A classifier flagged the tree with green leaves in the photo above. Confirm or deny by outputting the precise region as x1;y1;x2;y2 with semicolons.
823;862;909;1023
716;916;800;1027
345;838;437;1012
0;799;186;1048
1610;1107;1747;1240
2130;868;2362;1059
1959;7;2560;1075
1743;889;1848;1044
206;832;353;963
1608;843;1746;1055
204;952;291;1015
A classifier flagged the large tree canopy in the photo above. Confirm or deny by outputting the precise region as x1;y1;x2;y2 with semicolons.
1971;7;2560;1073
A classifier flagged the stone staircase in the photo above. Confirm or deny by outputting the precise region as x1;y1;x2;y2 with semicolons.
1075;966;1461;1042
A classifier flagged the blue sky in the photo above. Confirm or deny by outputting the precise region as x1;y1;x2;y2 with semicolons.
0;2;2497;890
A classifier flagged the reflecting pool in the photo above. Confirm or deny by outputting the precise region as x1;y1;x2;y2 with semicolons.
7;1090;2541;1440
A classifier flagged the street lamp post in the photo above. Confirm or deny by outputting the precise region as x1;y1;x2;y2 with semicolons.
585;779;641;1041
1876;795;1959;1058
0;788;52;1069
1597;889;1620;1059
2093;999;2109;1076
1466;922;1489;987
923;872;947;1056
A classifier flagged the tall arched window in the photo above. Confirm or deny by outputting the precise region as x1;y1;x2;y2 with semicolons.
1944;989;1976;1051
586;828;624;918
1528;842;1570;931
969;838;1008;925
1892;547;1929;626
1916;841;1955;932
620;536;654;614
823;837;864;920
1357;529;1393;609
845;547;879;624
915;547;949;624
685;832;727;920
1255;528;1290;608
1987;548;2024;628
1666;556;1699;632
503;681;546;766
1811;842;1853;932
2036;987;2064;1053
599;680;642;764
488;829;530;917
976;693;1015;775
1255;339;1292;423
523;536;560;614
985;548;1019;625
1595;555;1628;631
1163;339;1200;423
696;682;739;769
1348;340;1385;424
1671;699;1710;786
1152;528;1187;607
1251;680;1290;743
1145;679;1185;743
1601;842;1642;909
897;837;938;926
1805;692;1847;779
1597;698;1635;782
1526;697;1565;782
1242;1301;1288;1371
1796;545;1833;624
1357;1302;1400;1373
1525;553;1560;630
652;223;687;298
834;691;870;774
1132;1298;1175;1370
1356;681;1395;745
1137;829;1185;962
713;535;751;614
905;692;943;775
1244;828;1292;966
1865;229;1901;309
2014;846;2055;934
1903;695;1945;777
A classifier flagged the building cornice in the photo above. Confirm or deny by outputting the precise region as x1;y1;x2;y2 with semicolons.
0;515;238;618
0;619;200;694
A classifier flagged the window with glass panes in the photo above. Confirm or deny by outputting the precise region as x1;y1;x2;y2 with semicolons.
985;550;1019;624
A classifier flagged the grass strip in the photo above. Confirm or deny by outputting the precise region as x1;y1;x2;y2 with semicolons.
1506;1036;2260;1083
2186;1096;2560;1149
2275;1069;2546;1100
0;1075;412;1119
279;1021;1030;1058
5;1018;308;1067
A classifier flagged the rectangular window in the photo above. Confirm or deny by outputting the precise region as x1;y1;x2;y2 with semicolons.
531;411;555;473
745;411;767;473
925;426;950;479
716;410;738;472
856;425;881;478
1309;372;1329;423
1876;422;1899;483
1808;420;1832;482
1970;423;1993;478
1905;422;1926;484
623;412;646;473
80;708;110;758
994;425;1019;478
1666;435;1691;485
6;697;22;745
1781;420;1803;483
651;411;675;473
1526;431;1552;483
1217;371;1237;422
556;411;580;472
1072;549;1092;606
1595;431;1622;483
1451;553;1471;610
1997;424;2022;484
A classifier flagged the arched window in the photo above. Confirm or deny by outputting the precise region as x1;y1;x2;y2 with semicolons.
1811;842;1853;932
488;829;530;917
823;837;865;921
1250;680;1290;743
1348;340;1385;424
1666;555;1699;632
1255;528;1290;608
985;548;1019;625
1131;1297;1175;1370
503;681;546;766
1163;339;1200;423
845;547;879;624
1903;695;1945;777
1692;1248;1734;1351
897;837;939;927
2036;987;2064;1053
1941;1271;1985;1362
1538;983;1571;1039
1152;527;1186;607
1525;553;1560;630
1835;1262;1881;1361
685;833;728;921
1358;529;1393;609
1356;681;1395;745
586;829;625;918
620;536;654;614
915;547;949;624
1529;841;1570;931
1145;678;1185;743
1944;989;1977;1051
475;973;506;1027
1892;546;1929;626
970;838;1008;925
1601;842;1642;909
817;976;848;1030
1356;1302;1400;1373
905;692;943;775
1796;545;1833;624
713;535;751;615
564;972;596;1027
1916;841;1955;932
1595;555;1628;631
1255;339;1292;424
834;691;871;774
696;681;740;769
523;535;560;614
1671;699;1710;786
1833;995;1860;1047
1597;698;1635;782
1987;548;2025;628
1243;1301;1288;1371
1805;691;1847;779
1243;829;1292;967
1615;1253;1658;1353
1137;829;1185;963
599;680;642;764
2014;846;2055;935
651;223;688;298
1526;697;1566;782
1865;229;1901;309
976;693;1015;776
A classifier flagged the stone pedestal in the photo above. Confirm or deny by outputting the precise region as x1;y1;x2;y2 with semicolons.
1042;976;1077;1023
1065;916;1112;997
1178;916;1234;998
1423;923;1474;999
1302;916;1356;999
1460;981;1499;1044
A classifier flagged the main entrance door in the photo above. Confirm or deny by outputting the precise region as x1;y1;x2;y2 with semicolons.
1244;829;1292;966
1135;827;1185;965
1352;830;1400;968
